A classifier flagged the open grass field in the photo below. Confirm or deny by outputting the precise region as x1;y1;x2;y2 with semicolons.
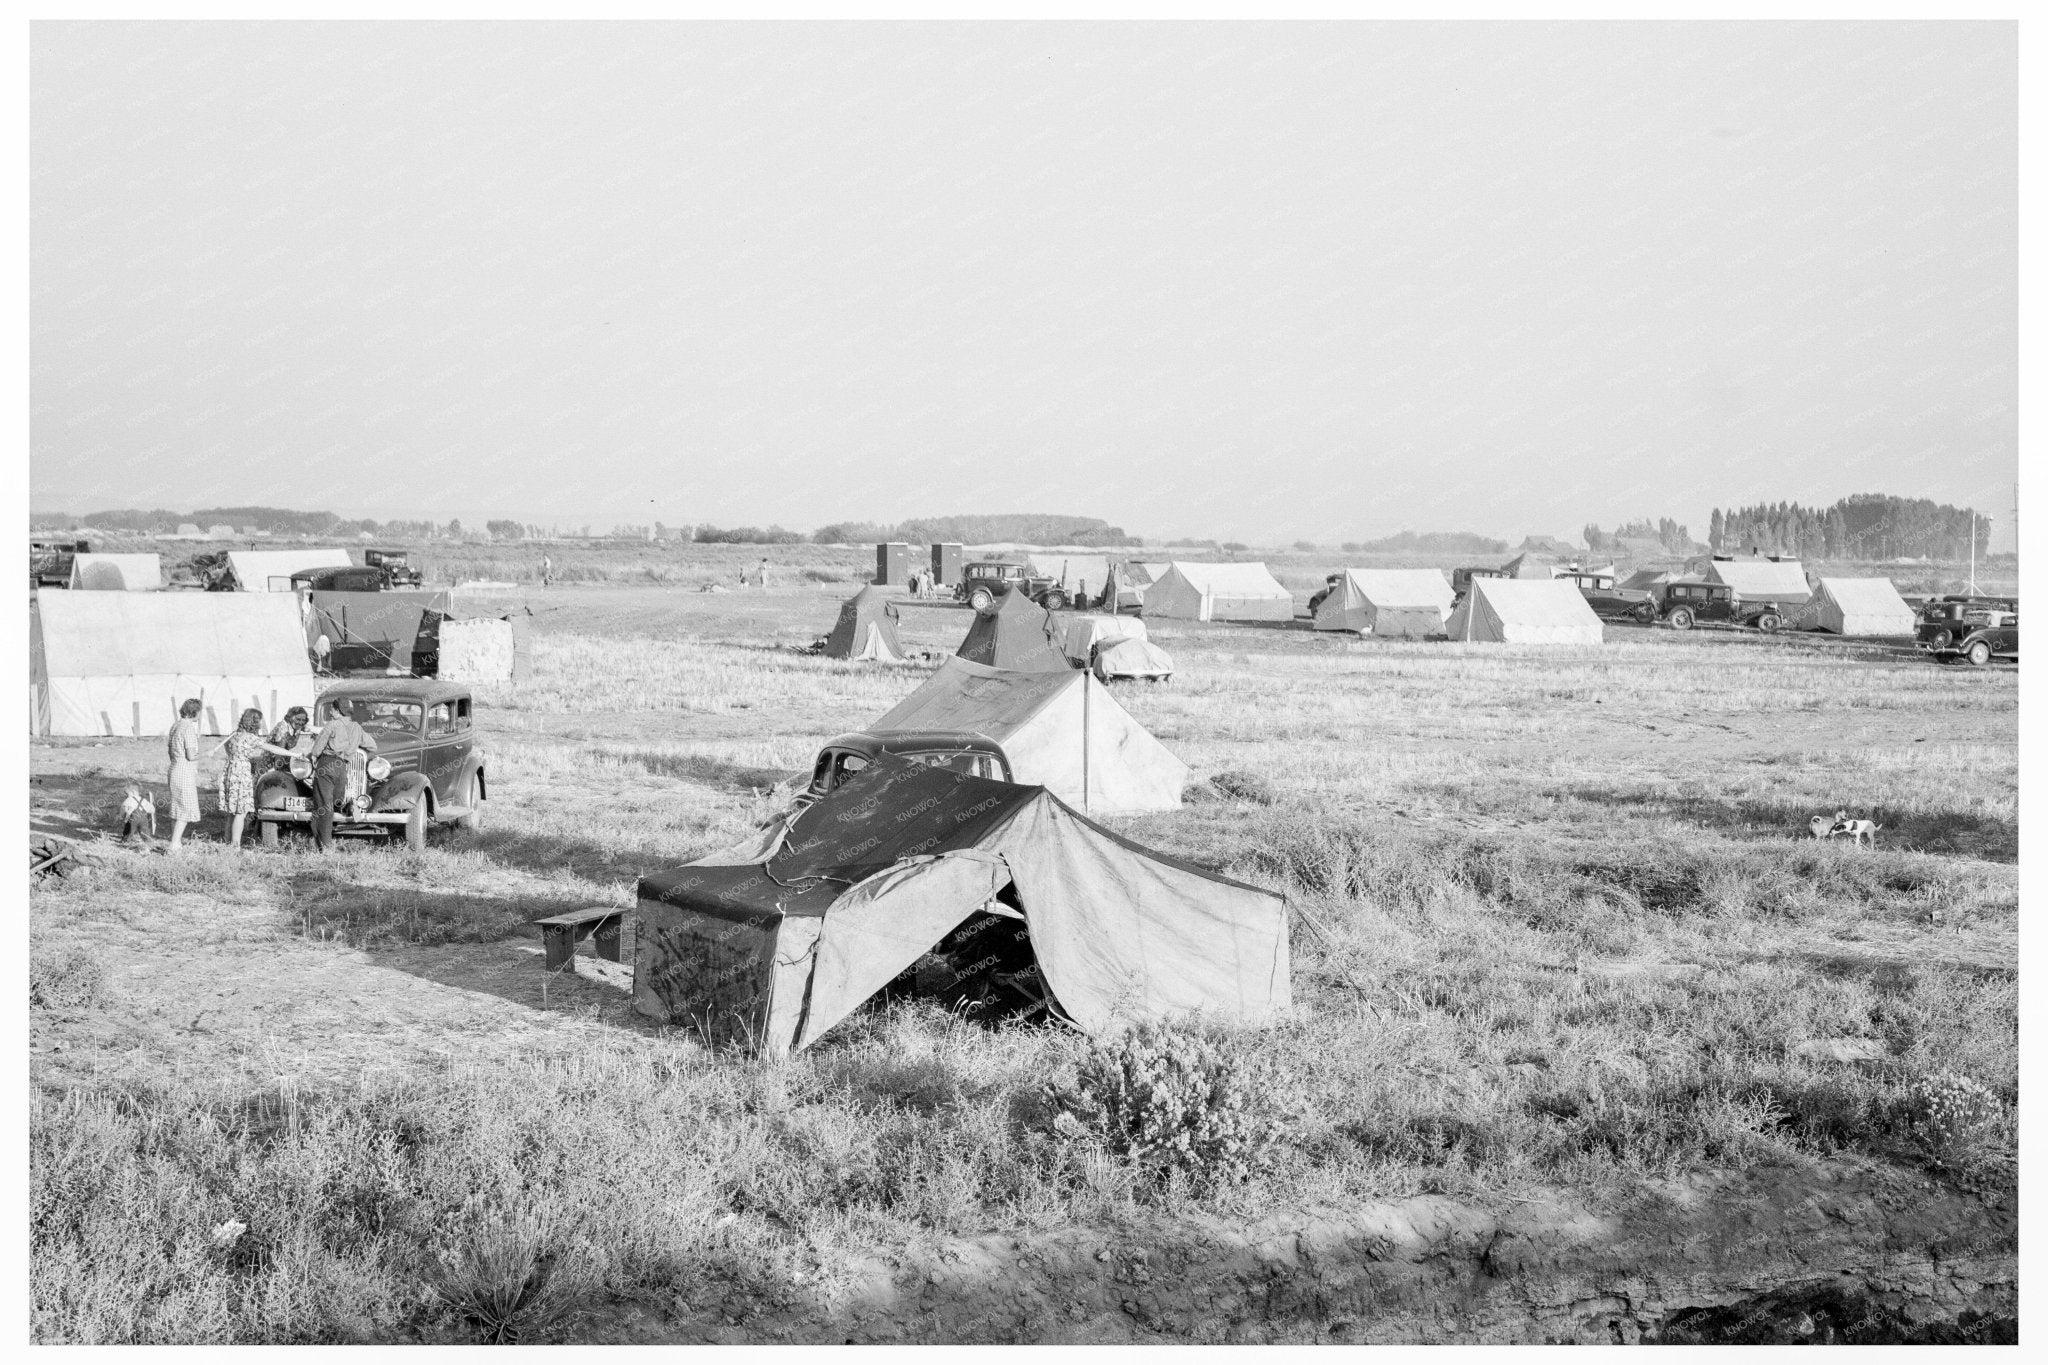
28;574;2018;1343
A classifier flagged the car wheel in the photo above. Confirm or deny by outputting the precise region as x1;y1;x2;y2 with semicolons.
1755;613;1782;633
1966;640;1992;667
1633;602;1656;625
1041;590;1068;611
1928;630;1952;651
454;773;484;831
968;588;993;611
260;818;279;849
404;798;427;852
1666;607;1694;631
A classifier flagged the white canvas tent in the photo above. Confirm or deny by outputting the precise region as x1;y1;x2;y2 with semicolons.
1794;578;1915;636
867;656;1189;813
1312;569;1454;637
67;553;161;591
1444;578;1603;645
224;548;354;592
30;592;318;736
1705;559;1812;605
1142;562;1294;622
1026;554;1113;598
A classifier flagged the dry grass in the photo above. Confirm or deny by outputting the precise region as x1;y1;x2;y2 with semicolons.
29;584;2018;1342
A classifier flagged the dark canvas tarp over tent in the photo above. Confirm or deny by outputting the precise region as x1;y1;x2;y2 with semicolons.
31;591;318;736
821;585;907;662
308;590;452;675
871;656;1188;812
956;588;1072;672
631;753;1289;1055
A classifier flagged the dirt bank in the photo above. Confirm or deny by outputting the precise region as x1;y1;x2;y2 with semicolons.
587;1158;2013;1344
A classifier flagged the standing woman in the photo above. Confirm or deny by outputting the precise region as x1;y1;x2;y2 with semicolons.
217;707;295;850
268;707;310;772
165;698;204;852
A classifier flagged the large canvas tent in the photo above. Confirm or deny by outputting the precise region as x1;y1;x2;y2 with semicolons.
1444;577;1603;645
870;656;1188;813
956;589;1072;672
1141;562;1294;622
224;549;354;592
67;554;161;590
821;585;907;662
308;590;452;675
1312;569;1454;637
1026;554;1113;601
631;753;1289;1055
1705;558;1812;605
1794;578;1915;636
30;592;318;736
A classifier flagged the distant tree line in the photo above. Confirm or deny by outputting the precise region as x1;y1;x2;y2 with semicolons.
1337;531;1509;555
1709;495;1989;561
1582;518;1698;555
810;514;1135;547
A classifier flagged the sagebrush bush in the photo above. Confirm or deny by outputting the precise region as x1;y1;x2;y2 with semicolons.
1048;1022;1276;1186
30;942;112;1009
1207;770;1276;805
1903;1071;2006;1173
426;1192;588;1344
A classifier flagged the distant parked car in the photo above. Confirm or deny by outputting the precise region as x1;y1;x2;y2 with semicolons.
1450;565;1509;601
29;537;90;588
1305;573;1342;616
291;565;388;593
1555;570;1657;624
956;561;1067;612
1929;608;2018;667
798;731;1015;809
1651;579;1786;632
363;549;423;588
255;679;487;849
1915;595;2018;653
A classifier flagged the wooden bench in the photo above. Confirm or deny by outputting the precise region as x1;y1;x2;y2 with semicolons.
535;907;626;971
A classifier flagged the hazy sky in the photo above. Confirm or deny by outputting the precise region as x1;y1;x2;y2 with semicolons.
31;22;2016;544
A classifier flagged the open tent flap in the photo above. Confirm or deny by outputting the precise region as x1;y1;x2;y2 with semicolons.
797;851;1013;1048
822;585;906;661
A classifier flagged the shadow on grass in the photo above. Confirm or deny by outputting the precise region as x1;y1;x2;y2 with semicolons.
1563;786;2017;863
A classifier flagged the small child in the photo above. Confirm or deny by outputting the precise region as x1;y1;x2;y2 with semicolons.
119;784;157;843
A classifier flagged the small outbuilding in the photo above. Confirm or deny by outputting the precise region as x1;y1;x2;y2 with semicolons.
1311;568;1454;637
821;585;907;662
631;753;1289;1055
1444;577;1604;645
1141;562;1294;622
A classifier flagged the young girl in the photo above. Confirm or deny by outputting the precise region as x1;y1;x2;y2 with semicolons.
215;708;298;850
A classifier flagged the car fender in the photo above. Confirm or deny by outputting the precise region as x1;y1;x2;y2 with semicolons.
255;770;302;809
372;770;434;815
456;754;487;803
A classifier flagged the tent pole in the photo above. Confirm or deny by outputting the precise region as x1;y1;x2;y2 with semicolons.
1082;673;1091;811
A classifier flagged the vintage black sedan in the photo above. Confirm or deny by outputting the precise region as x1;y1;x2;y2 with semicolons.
255;679;487;850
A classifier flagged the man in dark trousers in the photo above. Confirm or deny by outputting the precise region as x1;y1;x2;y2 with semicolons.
306;702;378;852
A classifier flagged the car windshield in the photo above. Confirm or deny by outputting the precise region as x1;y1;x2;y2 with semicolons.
320;698;421;739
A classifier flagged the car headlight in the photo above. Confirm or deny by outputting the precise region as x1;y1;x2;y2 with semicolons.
289;756;312;781
366;756;392;782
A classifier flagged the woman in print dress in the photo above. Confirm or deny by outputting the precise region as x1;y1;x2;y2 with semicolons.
165;698;203;852
216;707;297;850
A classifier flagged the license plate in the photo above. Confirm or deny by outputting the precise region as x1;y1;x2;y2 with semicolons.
283;797;311;813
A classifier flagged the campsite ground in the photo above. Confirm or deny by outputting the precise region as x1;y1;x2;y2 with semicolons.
29;569;2018;1343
